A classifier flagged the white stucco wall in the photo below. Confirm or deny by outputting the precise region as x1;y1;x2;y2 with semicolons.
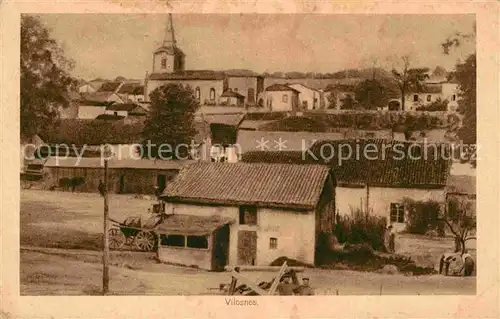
336;186;446;232
105;110;128;117
164;202;316;266
78;105;106;119
146;79;224;105
288;84;320;110
264;91;296;111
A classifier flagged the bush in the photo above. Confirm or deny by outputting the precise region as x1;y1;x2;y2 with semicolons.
403;198;443;235
334;208;387;251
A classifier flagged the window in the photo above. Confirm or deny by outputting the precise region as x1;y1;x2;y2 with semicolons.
114;111;118;116
234;88;238;92
282;94;288;103
187;235;208;249
239;206;257;225
426;95;431;102
413;95;419;102
161;58;167;69
269;237;278;249
195;87;201;101
209;88;216;101
161;234;185;247
452;94;456;101
390;203;405;223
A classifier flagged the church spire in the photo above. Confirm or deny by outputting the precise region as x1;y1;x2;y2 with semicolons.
162;13;176;47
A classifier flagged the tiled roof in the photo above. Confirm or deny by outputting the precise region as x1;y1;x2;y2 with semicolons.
241;139;451;188
309;139;451;188
265;84;300;92
221;90;245;98
45;157;194;170
98;82;122;93
407;84;442;94
154;214;235;236
287;83;320;92
162;162;331;210
149;70;226;81
80;92;118;103
118;83;144;95
236;130;345;153
446;175;476;195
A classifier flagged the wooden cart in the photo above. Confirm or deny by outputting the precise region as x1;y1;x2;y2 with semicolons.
108;203;165;252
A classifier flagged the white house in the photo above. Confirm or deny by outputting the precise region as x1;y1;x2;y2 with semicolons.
262;84;299;112
159;162;335;268
287;83;321;110
241;140;452;233
104;103;147;118
117;82;145;103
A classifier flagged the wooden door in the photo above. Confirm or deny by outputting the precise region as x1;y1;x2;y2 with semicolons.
237;230;257;265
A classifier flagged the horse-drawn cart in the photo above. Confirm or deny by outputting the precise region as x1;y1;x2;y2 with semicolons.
108;203;165;252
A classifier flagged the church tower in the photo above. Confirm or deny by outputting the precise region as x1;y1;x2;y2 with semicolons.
152;14;185;74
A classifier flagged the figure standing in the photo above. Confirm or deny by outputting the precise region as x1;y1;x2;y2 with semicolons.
98;180;105;197
277;275;299;296
293;277;315;295
459;251;475;277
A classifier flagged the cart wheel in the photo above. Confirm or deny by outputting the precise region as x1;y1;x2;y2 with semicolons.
109;228;126;250
135;231;156;251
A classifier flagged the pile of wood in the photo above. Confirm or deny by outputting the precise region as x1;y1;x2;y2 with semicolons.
214;261;303;295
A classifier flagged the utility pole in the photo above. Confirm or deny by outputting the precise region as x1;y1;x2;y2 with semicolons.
102;149;110;295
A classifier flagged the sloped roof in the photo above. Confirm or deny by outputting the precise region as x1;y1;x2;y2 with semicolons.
265;84;300;92
407;84;442;94
154;214;235;236
98;82;122;93
80;92;118;103
223;69;261;77
118;83;144;95
241;139;452;188
446;175;476;195
220;90;245;98
45;157;194;170
309;139;451;188
162;162;331;210
239;120;276;130
149;70;226;81
236;130;345;153
287;83;320;92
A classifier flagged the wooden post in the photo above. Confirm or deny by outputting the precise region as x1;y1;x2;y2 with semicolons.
102;157;110;295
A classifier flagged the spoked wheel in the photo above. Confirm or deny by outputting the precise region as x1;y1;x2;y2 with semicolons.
109;228;126;250
134;231;156;251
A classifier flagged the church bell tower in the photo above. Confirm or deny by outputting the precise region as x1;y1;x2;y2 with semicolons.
152;13;185;74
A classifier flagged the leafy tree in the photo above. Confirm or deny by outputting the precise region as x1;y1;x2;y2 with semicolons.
21;15;76;137
441;197;476;254
326;91;337;109
441;25;476;144
340;95;356;110
140;83;200;159
354;79;389;109
391;56;429;111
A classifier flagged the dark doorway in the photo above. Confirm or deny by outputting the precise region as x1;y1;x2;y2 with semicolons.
213;225;230;271
237;230;257;265
119;175;125;193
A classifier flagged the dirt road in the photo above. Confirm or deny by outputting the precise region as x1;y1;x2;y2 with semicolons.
20;190;476;295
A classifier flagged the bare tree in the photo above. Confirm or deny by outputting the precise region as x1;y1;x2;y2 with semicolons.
390;56;429;111
441;197;476;254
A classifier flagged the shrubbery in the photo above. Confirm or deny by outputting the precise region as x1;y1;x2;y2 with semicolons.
334;208;387;251
403;198;444;235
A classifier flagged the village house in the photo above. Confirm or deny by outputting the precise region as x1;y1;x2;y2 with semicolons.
241;139;452;233
159;162;336;268
219;89;245;106
323;84;357;110
104;103;147;118
287;83;322;110
259;84;300;112
44;157;194;194
117;82;145;103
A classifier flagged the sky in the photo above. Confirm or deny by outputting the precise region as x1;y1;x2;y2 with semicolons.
36;14;476;81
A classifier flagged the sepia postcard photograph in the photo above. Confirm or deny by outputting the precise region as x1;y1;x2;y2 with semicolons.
2;1;499;318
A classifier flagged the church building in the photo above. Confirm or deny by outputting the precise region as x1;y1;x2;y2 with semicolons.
144;14;264;107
